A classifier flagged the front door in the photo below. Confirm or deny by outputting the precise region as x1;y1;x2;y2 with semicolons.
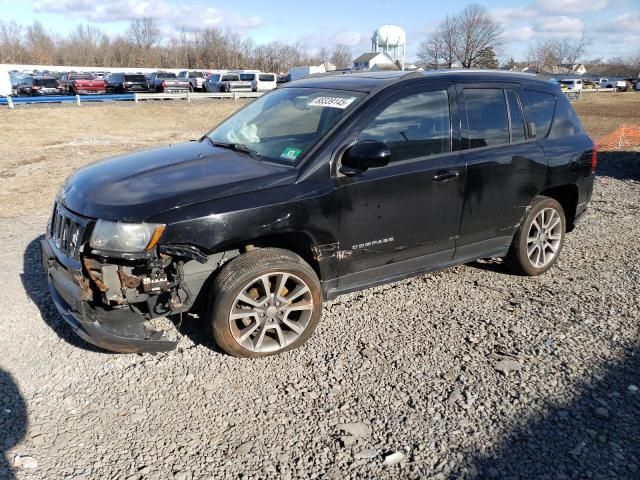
335;83;466;291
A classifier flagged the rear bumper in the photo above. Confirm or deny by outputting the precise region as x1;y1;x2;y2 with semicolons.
40;239;178;353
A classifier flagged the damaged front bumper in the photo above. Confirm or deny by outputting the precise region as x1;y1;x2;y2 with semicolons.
40;238;178;353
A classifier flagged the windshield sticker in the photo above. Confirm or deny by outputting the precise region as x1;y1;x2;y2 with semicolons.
280;147;302;161
308;96;357;109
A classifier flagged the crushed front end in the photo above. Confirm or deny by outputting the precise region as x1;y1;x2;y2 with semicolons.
40;202;221;353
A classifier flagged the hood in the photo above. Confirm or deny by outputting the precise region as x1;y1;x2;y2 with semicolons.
59;141;296;222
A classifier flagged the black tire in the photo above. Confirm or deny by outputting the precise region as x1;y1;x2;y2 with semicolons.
208;248;322;358
505;196;566;276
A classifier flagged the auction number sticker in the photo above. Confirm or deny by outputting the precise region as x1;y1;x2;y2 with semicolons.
281;147;302;160
308;96;357;109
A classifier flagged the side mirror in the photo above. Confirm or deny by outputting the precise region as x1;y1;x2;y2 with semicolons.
341;141;391;174
527;121;537;138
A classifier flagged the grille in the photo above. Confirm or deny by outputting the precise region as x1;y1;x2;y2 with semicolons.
48;204;88;260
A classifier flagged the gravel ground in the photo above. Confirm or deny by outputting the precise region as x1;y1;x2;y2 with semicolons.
1;96;639;480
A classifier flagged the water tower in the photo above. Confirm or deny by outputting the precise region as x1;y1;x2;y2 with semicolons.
371;25;407;70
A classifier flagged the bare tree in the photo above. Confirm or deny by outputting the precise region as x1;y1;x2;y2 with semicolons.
549;30;590;73
453;4;503;68
0;21;25;63
25;21;55;65
330;45;352;68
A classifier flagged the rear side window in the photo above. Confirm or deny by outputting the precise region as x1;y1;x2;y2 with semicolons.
240;74;256;81
506;89;526;142
357;90;451;163
525;90;556;138
464;88;510;148
548;94;583;139
259;74;275;81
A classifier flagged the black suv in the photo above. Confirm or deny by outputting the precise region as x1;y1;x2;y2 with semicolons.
41;71;596;357
105;73;149;93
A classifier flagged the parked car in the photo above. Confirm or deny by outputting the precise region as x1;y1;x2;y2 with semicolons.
0;69;11;97
59;72;106;95
251;73;277;92
16;76;63;96
41;71;595;357
105;73;149;93
177;71;207;91
559;79;583;92
147;72;190;93
204;73;250;92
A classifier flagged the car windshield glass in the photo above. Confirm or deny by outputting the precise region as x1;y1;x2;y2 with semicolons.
559;81;573;85
207;87;365;165
158;73;176;79
222;75;239;81
259;74;275;81
71;74;93;80
240;74;255;81
190;71;204;78
35;78;58;87
125;75;146;82
208;75;220;81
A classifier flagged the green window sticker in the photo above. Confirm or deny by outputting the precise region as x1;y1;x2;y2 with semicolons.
280;147;302;161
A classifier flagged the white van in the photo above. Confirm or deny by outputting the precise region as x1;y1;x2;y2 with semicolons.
251;73;277;92
559;79;583;92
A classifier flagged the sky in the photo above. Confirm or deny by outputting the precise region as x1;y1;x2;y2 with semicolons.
0;0;638;63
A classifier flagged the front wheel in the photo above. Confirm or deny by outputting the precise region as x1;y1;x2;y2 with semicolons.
208;248;322;357
505;196;566;276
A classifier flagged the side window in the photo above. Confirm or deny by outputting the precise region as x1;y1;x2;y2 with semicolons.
463;88;509;148
506;89;526;142
525;90;556;139
548;94;583;139
357;90;451;163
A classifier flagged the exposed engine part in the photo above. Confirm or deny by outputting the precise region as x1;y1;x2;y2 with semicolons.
119;272;141;289
102;264;123;302
82;257;108;292
142;269;169;293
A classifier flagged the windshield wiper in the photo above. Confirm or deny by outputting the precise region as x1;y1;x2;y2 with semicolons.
206;138;260;159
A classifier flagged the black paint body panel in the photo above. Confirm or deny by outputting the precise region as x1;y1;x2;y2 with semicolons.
54;71;595;301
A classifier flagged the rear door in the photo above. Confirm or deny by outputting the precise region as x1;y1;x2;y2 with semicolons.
336;82;466;289
455;83;546;259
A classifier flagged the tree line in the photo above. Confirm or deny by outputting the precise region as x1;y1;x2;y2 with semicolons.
417;3;639;75
0;18;353;72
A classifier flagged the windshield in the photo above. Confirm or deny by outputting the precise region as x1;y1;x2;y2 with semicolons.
158;73;176;79
559;80;574;85
208;75;220;82
35;78;58;87
240;73;256;81
190;71;204;78
125;75;146;82
259;74;275;81
207;87;365;165
222;74;240;81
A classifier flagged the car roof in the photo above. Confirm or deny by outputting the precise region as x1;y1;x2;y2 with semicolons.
285;70;553;93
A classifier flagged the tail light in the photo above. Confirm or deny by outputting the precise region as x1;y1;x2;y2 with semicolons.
591;145;597;174
162;80;166;89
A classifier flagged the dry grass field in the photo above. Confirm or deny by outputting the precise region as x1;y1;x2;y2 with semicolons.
0;100;247;218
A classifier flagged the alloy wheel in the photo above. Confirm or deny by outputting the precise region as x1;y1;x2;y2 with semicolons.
526;207;562;268
229;272;314;353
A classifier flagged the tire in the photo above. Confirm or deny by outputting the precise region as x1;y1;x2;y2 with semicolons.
208;248;322;358
505;196;566;276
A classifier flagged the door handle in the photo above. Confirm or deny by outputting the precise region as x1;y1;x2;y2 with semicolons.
432;170;460;182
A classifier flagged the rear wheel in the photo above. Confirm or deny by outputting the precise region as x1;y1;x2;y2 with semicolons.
505;196;566;276
208;248;322;357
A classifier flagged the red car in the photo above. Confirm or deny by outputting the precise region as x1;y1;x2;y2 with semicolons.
59;72;106;95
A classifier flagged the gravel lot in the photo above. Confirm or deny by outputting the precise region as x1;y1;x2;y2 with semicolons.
1;95;639;480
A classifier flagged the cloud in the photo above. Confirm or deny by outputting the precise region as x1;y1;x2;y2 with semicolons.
333;31;362;46
490;7;536;23
534;16;585;35
595;11;640;33
32;0;262;30
505;26;536;42
535;0;608;14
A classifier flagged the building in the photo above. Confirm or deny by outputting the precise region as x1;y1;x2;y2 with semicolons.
352;52;396;71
